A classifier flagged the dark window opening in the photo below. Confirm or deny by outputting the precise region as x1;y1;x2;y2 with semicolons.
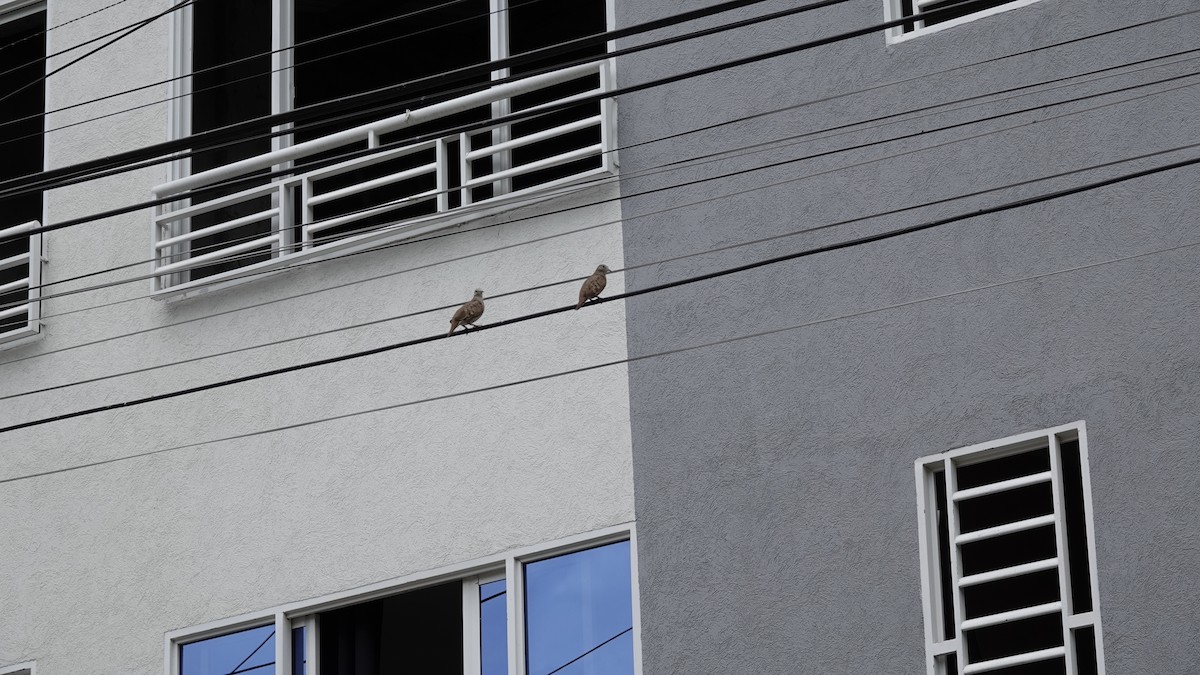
960;524;1057;577
318;580;463;675
957;448;1049;491
963;569;1060;620
899;0;917;32
981;656;1066;675
965;612;1063;664
1073;626;1099;675
0;9;45;334
920;0;1015;28
189;0;274;280
1059;439;1094;613
957;482;1053;534
934;470;956;640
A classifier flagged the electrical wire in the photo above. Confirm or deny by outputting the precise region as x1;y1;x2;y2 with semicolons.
0;0;853;195
0;0;998;208
4;136;1193;401
7;16;1192;307
545;627;632;675
0;0;133;54
0;0;199;105
4;55;1194;318
1;234;1195;484
1;152;1194;435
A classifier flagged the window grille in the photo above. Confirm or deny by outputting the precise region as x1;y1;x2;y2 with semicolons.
915;423;1105;675
156;0;614;294
888;0;1043;40
0;222;41;345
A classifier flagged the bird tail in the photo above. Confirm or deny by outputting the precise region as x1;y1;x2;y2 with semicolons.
447;321;458;336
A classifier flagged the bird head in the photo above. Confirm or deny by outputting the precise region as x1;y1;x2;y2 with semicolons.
596;264;611;274
474;289;485;298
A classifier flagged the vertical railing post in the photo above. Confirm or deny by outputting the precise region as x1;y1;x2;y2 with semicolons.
460;132;473;207
600;59;618;174
301;177;314;250
436;138;450;213
489;0;513;197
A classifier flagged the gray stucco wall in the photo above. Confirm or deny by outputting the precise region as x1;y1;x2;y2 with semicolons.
614;0;1199;672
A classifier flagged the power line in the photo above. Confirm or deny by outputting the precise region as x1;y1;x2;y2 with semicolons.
1;153;1194;435
6;136;1192;401
0;0;199;105
7;18;1191;310
545;627;632;675
4;57;1193;317
2;235;1195;485
0;0;851;197
0;0;1000;212
0;0;133;54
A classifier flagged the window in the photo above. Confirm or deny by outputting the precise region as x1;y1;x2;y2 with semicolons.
886;0;1043;41
0;2;45;345
0;663;35;675
154;0;614;293
169;532;638;675
915;423;1105;675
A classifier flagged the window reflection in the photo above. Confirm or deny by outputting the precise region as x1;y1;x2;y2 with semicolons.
181;624;276;675
524;541;634;675
480;579;508;675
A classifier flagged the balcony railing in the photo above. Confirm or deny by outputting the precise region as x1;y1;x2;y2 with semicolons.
0;220;41;344
151;60;616;294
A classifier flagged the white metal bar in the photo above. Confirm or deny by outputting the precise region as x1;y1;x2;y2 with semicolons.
0;303;30;321
460;132;473;207
0;277;30;295
600;59;618;173
465;115;601;161
489;0;512;196
961;601;1062;631
275;612;291;675
156;209;279;249
1048;434;1079;675
955;514;1055;545
154;181;282;223
1065;611;1096;630
303;189;440;236
461;144;601;189
462;578;482;675
154;235;280;274
953;471;1052;501
916;464;941;675
436;139;449;212
307;163;437;207
506;556;522;675
944;459;968;671
1074;426;1107;675
155;62;602;196
962;646;1066;674
0;220;37;239
306;141;438;182
0;252;30;273
959;558;1059;588
25;231;40;332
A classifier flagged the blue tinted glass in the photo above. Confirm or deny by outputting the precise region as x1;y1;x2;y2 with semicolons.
291;626;304;675
480;579;508;675
181;624;275;675
525;541;634;675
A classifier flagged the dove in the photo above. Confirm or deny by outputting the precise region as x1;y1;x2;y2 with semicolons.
448;289;485;336
576;264;611;309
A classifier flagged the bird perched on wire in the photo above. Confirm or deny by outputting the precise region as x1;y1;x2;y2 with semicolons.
448;289;485;336
576;264;611;309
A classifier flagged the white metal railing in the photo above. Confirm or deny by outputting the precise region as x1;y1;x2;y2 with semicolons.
0;220;41;343
151;60;616;293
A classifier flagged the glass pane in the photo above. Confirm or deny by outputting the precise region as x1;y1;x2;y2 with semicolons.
181;624;275;675
524;541;634;675
480;579;508;675
292;626;305;675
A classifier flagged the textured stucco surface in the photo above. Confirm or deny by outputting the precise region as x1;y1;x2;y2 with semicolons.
615;0;1199;672
0;2;634;673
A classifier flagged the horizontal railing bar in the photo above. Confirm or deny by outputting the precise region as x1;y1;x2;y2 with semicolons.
461;144;601;189
953;471;1053;501
155;235;280;275
0;252;30;273
465;115;601;161
962;647;1066;674
0;221;37;239
0;277;30;295
155;181;285;223
961;601;1062;631
305;140;439;183
154;62;601;196
156;209;280;249
959;558;1059;588
308;164;438;207
0;302;30;321
956;514;1055;545
304;190;440;235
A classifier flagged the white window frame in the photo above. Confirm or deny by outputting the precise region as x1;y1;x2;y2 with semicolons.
0;662;35;675
884;0;1044;44
915;421;1106;675
164;522;643;675
159;0;617;299
0;0;47;348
